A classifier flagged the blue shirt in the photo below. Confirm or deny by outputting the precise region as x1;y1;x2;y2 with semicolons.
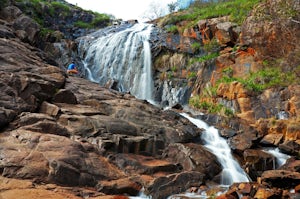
68;63;75;70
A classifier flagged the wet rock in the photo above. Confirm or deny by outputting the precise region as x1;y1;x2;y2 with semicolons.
163;143;222;180
243;149;276;180
220;128;237;138
216;189;239;199
105;79;119;91
171;103;183;110
236;182;258;196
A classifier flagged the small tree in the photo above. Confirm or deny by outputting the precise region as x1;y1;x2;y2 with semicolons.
168;2;178;13
142;1;166;21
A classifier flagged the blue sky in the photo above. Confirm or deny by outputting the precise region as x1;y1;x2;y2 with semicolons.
65;0;174;21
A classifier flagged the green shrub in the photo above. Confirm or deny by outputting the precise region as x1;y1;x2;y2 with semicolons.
187;71;197;79
189;97;234;117
39;27;54;37
216;66;298;93
166;25;178;33
241;68;296;92
202;83;218;98
191;42;202;53
167;72;173;79
92;13;110;26
171;65;178;72
222;67;234;77
74;21;93;29
51;1;70;12
189;52;219;64
204;38;220;52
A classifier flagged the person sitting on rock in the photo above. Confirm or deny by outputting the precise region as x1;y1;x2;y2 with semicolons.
67;62;78;75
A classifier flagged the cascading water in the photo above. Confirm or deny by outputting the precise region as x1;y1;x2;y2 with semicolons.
180;113;250;185
78;22;250;198
79;23;154;101
264;148;291;167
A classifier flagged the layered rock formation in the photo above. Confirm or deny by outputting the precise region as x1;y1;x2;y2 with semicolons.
0;4;214;198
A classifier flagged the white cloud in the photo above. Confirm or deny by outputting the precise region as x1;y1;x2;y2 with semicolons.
65;0;174;22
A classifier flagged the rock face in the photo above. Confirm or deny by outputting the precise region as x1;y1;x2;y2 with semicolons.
0;5;210;198
240;0;300;69
0;21;65;128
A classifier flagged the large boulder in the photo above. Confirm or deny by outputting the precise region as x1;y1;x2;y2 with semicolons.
146;171;205;199
163;143;222;180
0;130;125;186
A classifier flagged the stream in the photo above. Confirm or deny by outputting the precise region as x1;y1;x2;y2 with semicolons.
78;22;291;199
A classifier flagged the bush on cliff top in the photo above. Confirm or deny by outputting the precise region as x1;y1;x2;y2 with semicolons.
162;0;261;27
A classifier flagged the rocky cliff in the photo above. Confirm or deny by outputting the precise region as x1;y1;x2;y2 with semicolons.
152;0;300;150
1;0;300;199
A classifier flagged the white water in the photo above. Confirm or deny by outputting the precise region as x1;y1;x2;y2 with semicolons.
180;113;250;185
78;23;251;198
264;148;291;167
277;111;289;120
80;23;154;101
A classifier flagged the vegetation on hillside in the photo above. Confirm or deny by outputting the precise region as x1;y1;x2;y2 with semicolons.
162;0;262;28
189;63;300;116
13;0;111;29
160;0;300;116
216;66;300;92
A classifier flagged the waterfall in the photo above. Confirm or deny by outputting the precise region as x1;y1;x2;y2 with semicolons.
78;22;250;198
263;148;291;167
180;113;250;185
79;23;154;101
